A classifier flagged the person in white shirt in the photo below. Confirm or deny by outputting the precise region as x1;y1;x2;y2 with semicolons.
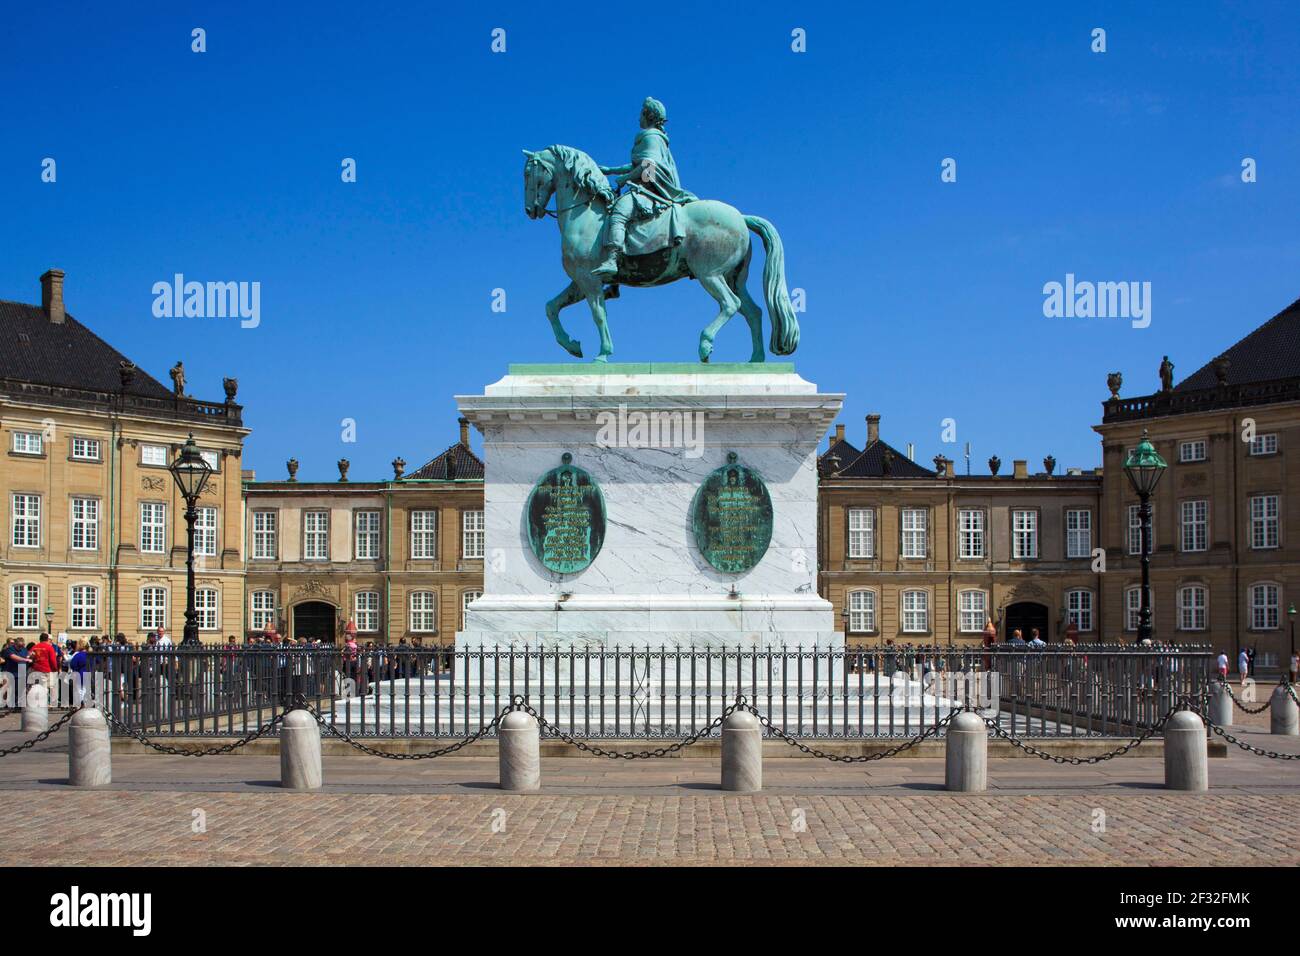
1237;648;1249;682
1216;652;1229;680
156;628;173;648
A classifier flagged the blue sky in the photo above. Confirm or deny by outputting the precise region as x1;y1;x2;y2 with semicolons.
2;1;1297;479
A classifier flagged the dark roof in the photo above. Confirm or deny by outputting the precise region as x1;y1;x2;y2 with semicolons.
1176;295;1300;391
403;442;484;481
819;438;935;479
0;299;173;399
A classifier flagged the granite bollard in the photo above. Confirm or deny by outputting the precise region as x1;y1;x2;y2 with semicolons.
1208;682;1233;728
1164;709;1208;791
280;709;322;790
1270;684;1299;736
721;708;762;792
945;711;988;792
499;709;540;791
68;707;111;787
22;684;49;733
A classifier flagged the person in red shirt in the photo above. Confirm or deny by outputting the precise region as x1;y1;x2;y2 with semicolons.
30;633;59;696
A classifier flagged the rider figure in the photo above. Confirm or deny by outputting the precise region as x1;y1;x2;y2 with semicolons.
592;97;696;279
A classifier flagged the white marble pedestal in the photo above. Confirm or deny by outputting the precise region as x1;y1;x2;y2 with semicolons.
455;363;845;651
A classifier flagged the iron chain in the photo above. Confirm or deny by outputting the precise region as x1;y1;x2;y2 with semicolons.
978;706;1174;764
105;709;286;756
1185;697;1300;761
522;696;735;758
1218;680;1272;714
0;708;77;757
744;702;958;762
301;698;512;760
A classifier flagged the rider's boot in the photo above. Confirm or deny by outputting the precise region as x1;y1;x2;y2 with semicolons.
591;212;627;280
591;246;620;279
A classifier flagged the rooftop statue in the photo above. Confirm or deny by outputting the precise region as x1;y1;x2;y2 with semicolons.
523;97;799;363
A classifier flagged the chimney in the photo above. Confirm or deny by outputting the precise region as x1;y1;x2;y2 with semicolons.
833;423;845;445
40;269;65;324
458;416;470;447
1013;459;1028;479
866;413;880;445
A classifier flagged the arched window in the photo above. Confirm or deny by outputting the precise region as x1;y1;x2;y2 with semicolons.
140;587;167;630
901;589;928;633
1178;585;1207;631
353;591;380;633
1124;586;1153;632
10;583;40;630
846;590;875;633
410;591;438;633
958;590;987;633
250;590;276;632
461;590;483;630
1066;589;1094;632
70;584;98;630
1249;583;1280;630
195;587;219;631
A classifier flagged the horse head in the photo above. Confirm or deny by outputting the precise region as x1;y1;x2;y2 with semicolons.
522;148;555;220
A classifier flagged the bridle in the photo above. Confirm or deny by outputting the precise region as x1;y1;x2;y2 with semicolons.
527;153;602;219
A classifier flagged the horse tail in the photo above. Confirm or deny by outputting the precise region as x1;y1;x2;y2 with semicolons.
744;215;799;355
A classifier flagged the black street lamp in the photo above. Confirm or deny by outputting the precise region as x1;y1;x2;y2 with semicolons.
169;434;213;647
1289;603;1296;664
1123;429;1167;645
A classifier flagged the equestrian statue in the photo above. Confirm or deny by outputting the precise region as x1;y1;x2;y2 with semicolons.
523;96;799;363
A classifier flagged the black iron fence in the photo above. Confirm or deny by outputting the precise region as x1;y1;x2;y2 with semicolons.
17;643;1213;740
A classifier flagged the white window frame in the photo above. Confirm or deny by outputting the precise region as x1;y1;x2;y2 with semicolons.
69;584;98;630
1126;504;1152;556
847;589;876;633
200;449;220;472
303;510;330;561
900;508;927;559
140;586;168;630
140;502;167;554
1250;494;1279;550
1180;499;1208;553
1012;509;1038;559
1066;589;1094;632
10;583;40;630
195;506;218;557
847;507;875;559
355;510;381;560
901;589;929;633
1065;509;1092;559
195;587;219;630
12;493;41;548
1178;439;1207;463
250;590;276;632
958;589;987;633
1250;583;1279;631
12;431;42;455
1248;433;1278;456
252;510;278;560
71;496;99;551
71;436;102;461
1178;585;1207;632
354;591;380;633
1124;586;1151;632
410;510;438;559
958;509;984;559
140;444;168;467
462;510;485;559
461;590;482;629
409;591;437;633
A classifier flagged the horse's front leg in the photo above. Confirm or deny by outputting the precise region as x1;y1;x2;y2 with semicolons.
579;283;614;362
546;282;585;358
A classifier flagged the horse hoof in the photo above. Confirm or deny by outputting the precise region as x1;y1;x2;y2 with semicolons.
565;340;583;358
592;355;609;364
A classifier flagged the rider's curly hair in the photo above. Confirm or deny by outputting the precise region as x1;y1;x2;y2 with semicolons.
641;96;667;128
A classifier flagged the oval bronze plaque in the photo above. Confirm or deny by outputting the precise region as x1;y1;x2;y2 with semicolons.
690;452;773;574
526;453;606;574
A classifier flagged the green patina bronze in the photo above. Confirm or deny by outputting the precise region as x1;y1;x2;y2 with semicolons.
526;453;606;574
690;453;773;574
523;97;800;364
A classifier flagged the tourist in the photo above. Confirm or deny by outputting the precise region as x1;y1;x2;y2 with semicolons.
1246;646;1256;677
1216;651;1229;681
1290;651;1298;684
1028;629;1046;648
1008;629;1026;646
1237;647;1250;683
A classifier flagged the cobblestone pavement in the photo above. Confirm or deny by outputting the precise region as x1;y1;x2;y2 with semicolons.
2;710;1297;866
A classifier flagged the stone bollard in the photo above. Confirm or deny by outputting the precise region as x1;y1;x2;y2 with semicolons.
280;709;322;790
68;708;111;787
1208;682;1233;728
1164;710;1208;791
498;709;540;792
945;711;988;792
721;708;762;792
1270;685;1299;736
22;684;49;733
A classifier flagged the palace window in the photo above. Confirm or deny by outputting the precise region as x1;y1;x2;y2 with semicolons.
354;591;380;632
1250;583;1279;630
140;587;167;630
10;584;39;629
847;507;874;558
1065;509;1092;558
1178;586;1207;631
200;449;220;472
409;591;437;633
12;431;42;455
461;590;482;629
1180;499;1208;552
140;502;166;554
140;444;168;467
900;509;926;559
195;588;219;630
1012;509;1038;559
1066;589;1094;632
847;590;875;633
1178;440;1207;463
958;590;987;633
195;506;218;557
411;510;438;559
1248;433;1278;456
12;494;41;548
250;590;276;632
71;497;99;550
958;509;984;559
71;437;101;461
252;511;278;560
901;589;928;633
1250;494;1279;550
355;510;381;560
462;510;485;559
70;585;98;630
304;511;330;560
1124;586;1152;632
1126;504;1154;556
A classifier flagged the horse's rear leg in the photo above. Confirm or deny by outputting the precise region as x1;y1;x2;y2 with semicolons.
546;281;584;358
731;251;765;363
698;274;741;363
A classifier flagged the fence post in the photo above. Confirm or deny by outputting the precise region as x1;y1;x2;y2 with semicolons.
280;709;322;790
1163;709;1208;791
1208;681;1233;728
68;707;111;787
499;709;540;791
1270;685;1299;736
22;683;49;733
945;711;987;792
721;709;762;792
